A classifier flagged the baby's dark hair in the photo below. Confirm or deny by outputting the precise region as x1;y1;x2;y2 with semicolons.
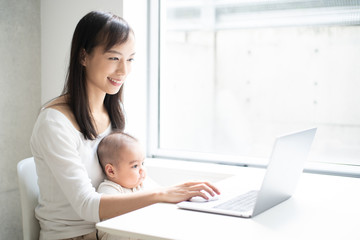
97;131;138;174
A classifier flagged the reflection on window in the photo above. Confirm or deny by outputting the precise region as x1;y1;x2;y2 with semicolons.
157;0;360;168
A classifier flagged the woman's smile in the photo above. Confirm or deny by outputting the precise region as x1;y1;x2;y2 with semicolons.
107;77;123;87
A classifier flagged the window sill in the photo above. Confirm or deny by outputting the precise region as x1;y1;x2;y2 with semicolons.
145;157;360;186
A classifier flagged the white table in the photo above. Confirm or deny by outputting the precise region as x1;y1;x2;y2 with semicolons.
96;167;360;240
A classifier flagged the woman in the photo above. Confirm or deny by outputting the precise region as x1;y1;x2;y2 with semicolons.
30;11;219;240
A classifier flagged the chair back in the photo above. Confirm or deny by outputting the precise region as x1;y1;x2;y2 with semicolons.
17;157;40;240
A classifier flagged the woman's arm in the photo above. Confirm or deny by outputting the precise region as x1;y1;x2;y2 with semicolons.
99;181;220;220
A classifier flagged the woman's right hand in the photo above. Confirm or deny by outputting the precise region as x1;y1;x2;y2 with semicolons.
158;181;221;203
100;181;220;220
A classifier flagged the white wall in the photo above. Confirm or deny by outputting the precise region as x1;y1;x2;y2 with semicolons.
41;0;148;144
41;0;123;104
123;0;148;145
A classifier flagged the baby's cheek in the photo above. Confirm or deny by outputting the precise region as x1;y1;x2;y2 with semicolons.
140;169;146;178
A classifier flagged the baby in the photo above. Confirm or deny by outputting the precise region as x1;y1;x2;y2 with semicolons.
97;131;146;195
97;131;147;240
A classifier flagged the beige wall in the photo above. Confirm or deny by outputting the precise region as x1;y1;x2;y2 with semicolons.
0;0;41;238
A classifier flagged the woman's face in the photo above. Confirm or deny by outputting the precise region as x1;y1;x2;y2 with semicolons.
82;33;135;96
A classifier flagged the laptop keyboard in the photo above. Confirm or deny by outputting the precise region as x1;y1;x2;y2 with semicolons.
213;190;258;212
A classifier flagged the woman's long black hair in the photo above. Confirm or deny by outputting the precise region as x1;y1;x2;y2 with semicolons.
62;11;131;140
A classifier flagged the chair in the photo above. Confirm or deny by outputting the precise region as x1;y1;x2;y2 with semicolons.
17;157;40;240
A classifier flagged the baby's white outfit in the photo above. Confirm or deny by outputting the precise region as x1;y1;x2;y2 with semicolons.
97;180;144;240
98;179;143;195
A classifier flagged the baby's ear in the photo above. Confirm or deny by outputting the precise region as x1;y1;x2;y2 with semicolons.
104;164;115;178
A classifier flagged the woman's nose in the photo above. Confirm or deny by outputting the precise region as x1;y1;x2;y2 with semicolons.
116;60;127;76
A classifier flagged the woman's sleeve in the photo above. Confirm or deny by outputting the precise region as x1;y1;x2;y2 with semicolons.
31;117;102;222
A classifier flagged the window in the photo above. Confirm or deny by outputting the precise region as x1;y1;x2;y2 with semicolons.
147;0;360;176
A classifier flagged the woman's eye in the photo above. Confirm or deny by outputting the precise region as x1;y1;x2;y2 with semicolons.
128;58;135;62
109;57;119;61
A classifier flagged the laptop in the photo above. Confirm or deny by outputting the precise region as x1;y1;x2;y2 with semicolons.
177;128;317;218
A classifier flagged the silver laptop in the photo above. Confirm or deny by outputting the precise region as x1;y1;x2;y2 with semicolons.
177;128;317;218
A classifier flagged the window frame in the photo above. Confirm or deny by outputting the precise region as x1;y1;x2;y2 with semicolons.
146;0;360;178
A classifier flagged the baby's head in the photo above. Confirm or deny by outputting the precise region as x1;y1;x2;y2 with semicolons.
97;131;146;189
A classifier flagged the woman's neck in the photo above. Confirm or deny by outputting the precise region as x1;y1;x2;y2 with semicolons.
87;87;106;113
88;91;110;133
